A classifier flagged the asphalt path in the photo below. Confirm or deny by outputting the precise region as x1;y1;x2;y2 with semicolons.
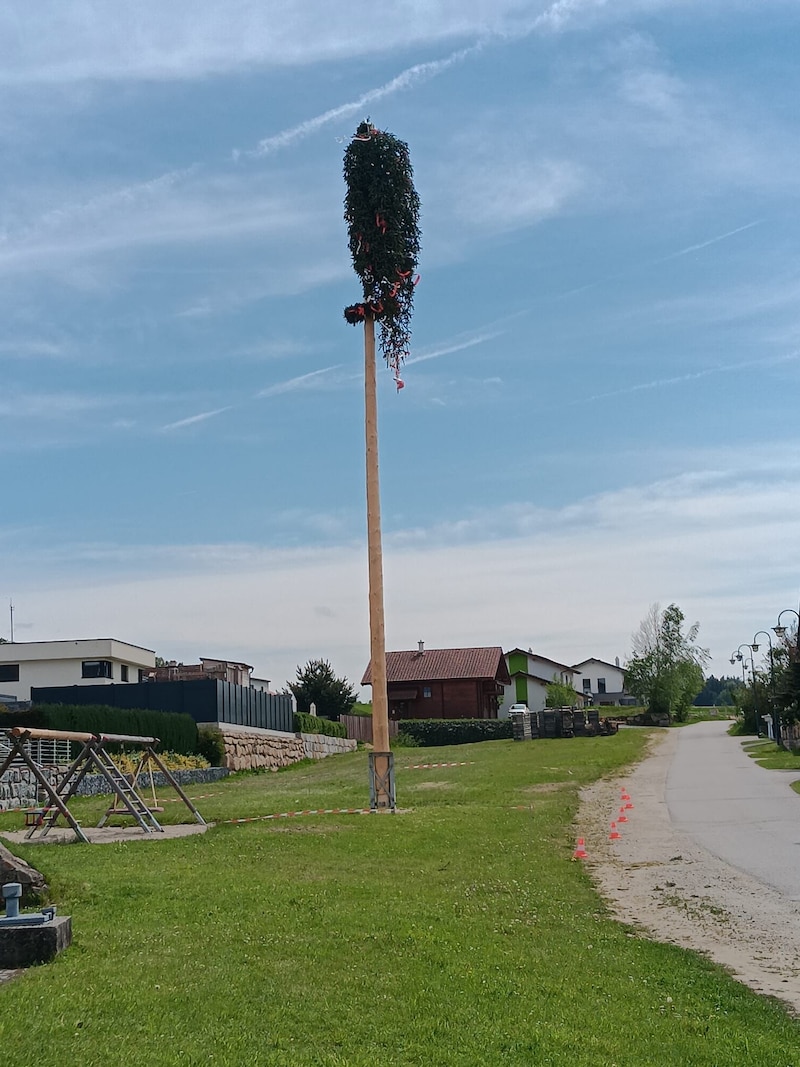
666;719;800;900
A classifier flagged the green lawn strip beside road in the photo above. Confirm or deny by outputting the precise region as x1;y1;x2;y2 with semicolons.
741;737;800;773
1;736;797;1066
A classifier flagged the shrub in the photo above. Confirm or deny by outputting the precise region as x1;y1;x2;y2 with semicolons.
392;731;420;748
112;751;210;774
197;727;225;766
2;703;199;755
397;719;513;747
294;712;347;738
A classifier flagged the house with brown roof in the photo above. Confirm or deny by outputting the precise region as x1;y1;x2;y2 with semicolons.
361;642;511;720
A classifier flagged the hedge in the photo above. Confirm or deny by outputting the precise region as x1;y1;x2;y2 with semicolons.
294;712;347;738
1;703;199;755
397;718;513;747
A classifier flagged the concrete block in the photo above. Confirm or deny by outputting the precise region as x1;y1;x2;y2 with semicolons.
0;915;72;968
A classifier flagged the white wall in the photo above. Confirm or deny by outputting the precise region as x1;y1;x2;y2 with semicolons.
0;639;156;701
574;658;627;698
498;677;549;717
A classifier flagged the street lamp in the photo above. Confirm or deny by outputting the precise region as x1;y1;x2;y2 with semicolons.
752;630;780;746
774;604;800;743
731;645;759;736
773;607;800;641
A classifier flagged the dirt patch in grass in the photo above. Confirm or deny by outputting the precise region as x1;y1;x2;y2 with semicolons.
578;730;800;1016
413;780;452;790
521;781;572;794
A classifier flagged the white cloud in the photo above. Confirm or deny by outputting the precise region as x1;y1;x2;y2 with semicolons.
161;407;232;432
256;365;344;399
0;1;671;86
242;46;479;158
8;446;800;690
448;151;584;233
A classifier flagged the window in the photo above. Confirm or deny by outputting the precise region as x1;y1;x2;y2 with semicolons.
120;664;129;682
597;678;606;694
82;660;112;679
0;664;19;683
582;678;591;692
423;686;432;698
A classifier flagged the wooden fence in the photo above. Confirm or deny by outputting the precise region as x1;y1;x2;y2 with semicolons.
340;714;399;744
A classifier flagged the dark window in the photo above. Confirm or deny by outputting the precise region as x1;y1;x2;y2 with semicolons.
597;678;606;694
423;686;432;698
82;660;112;679
582;678;591;691
120;664;129;682
0;664;20;683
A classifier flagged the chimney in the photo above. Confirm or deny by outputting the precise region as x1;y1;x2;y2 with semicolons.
615;656;620;668
418;640;424;655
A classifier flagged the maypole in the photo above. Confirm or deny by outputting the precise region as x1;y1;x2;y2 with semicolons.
343;121;421;810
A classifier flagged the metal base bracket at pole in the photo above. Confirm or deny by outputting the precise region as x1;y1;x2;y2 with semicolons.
369;752;396;811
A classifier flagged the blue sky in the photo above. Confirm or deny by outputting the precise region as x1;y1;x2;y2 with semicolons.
2;1;800;693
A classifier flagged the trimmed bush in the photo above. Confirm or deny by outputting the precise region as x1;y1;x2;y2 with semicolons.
1;703;199;755
197;727;225;766
397;718;513;747
294;712;347;738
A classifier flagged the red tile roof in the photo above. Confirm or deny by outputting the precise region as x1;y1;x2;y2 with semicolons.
362;646;510;686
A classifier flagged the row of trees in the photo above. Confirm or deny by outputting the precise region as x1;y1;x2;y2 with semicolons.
624;601;800;733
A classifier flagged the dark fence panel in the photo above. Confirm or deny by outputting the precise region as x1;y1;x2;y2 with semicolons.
31;680;294;733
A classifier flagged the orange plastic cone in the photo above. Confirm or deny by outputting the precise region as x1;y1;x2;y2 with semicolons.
617;807;628;824
609;822;621;840
573;837;589;860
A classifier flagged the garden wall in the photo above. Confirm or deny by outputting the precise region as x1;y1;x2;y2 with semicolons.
207;723;355;771
0;725;357;810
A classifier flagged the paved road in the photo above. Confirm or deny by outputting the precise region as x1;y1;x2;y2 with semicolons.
666;719;800;900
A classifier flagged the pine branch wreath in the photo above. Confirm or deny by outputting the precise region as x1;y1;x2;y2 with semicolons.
343;121;421;373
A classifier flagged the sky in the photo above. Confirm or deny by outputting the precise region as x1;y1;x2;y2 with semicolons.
2;0;800;695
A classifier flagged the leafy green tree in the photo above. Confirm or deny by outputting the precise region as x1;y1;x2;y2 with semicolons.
625;604;709;722
772;630;800;726
288;659;358;721
546;677;578;708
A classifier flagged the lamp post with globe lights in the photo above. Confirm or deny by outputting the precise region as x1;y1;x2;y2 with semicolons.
773;605;800;738
752;630;780;745
731;644;760;735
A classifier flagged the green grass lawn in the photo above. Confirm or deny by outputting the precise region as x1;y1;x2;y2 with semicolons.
741;737;800;772
1;735;798;1066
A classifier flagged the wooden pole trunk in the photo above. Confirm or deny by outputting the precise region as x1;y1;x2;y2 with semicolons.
364;315;392;807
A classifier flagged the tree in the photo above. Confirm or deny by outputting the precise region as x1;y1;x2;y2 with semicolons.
693;674;743;707
288;659;358;721
546;676;578;708
625;604;709;722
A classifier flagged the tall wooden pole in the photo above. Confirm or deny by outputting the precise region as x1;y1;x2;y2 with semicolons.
364;314;393;808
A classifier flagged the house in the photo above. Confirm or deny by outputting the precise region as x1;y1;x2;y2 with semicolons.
361;643;511;720
499;649;583;717
0;638;157;703
571;657;635;706
150;657;255;687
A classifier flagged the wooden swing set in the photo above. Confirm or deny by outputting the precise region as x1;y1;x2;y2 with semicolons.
0;727;206;844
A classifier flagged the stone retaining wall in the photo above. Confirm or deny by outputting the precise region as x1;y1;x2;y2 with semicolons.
0;726;357;809
207;723;355;771
301;733;357;759
0;768;37;812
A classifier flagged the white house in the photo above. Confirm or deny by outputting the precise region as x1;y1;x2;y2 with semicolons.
499;649;583;717
572;657;634;706
0;638;157;703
